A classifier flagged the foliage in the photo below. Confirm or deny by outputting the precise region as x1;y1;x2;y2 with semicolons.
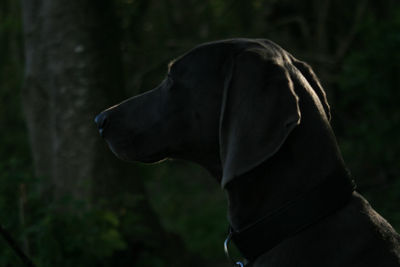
145;161;227;258
336;6;400;229
0;158;160;266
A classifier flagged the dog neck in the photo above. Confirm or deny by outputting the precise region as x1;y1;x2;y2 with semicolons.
225;161;350;231
223;128;349;232
224;159;354;261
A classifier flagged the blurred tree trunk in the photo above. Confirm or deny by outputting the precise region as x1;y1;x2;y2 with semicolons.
20;0;156;208
21;0;124;199
20;0;200;265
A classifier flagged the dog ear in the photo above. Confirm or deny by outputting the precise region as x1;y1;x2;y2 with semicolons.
292;60;331;121
219;49;301;188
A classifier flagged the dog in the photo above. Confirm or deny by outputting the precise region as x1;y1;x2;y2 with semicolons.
95;38;400;266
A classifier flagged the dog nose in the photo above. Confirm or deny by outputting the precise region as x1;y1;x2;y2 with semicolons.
94;112;108;137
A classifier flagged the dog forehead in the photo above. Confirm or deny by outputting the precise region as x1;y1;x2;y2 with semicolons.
170;42;231;72
167;39;245;80
169;38;284;73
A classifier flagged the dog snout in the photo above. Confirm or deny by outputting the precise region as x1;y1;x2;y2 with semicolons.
94;112;109;137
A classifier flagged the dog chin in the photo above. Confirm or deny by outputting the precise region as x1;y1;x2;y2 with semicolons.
134;152;168;163
106;144;130;161
107;142;165;163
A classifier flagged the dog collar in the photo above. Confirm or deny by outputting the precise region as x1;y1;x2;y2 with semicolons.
224;170;356;264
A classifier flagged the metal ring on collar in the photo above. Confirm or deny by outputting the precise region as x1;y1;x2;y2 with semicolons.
224;231;244;267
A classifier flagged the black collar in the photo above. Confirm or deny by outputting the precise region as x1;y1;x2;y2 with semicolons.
227;170;356;262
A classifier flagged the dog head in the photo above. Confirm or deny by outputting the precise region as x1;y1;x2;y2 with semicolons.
95;39;330;187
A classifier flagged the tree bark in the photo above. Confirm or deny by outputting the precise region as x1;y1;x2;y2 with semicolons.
20;1;200;265
21;0;126;199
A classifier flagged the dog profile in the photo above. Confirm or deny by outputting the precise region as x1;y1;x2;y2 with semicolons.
95;39;400;266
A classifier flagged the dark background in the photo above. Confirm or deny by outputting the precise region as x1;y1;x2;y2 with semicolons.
0;0;399;266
